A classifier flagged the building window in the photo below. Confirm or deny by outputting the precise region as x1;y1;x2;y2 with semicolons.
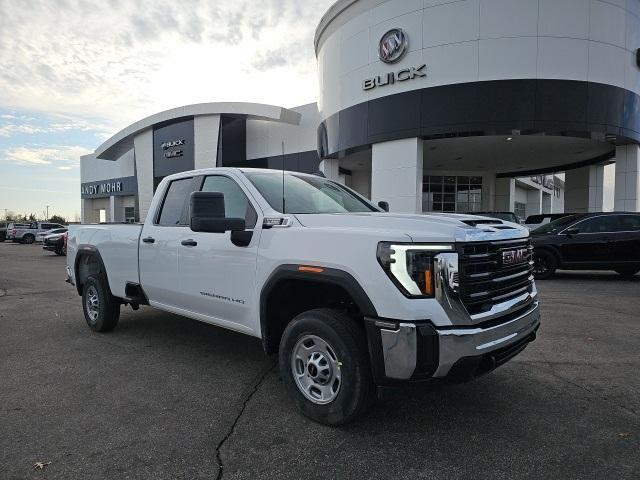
514;202;526;220
124;207;136;223
423;175;482;213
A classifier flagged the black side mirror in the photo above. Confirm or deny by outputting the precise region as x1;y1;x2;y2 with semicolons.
190;192;245;233
378;201;389;212
564;227;579;236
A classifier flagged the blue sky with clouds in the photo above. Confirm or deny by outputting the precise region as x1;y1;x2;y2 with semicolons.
0;0;334;220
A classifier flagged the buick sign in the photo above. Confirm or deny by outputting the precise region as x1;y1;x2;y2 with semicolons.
379;28;408;64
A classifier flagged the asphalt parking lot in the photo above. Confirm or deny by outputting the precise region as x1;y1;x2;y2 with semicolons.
1;243;638;480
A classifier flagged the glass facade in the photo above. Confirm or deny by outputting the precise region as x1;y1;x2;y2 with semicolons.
423;175;483;213
514;201;526;220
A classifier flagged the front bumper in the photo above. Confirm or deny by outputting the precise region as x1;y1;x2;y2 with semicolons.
364;300;540;385
42;239;63;251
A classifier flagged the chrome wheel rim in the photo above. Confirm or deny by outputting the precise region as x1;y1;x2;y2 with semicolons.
86;286;99;323
291;334;341;405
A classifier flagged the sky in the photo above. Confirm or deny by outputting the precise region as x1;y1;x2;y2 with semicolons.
0;0;334;220
0;0;615;220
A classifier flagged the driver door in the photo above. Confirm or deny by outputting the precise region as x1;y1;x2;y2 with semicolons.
176;174;261;332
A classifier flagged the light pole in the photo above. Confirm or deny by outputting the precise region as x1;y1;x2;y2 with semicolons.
46;205;50;220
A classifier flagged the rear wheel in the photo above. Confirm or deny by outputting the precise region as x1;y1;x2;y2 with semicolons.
615;267;639;277
23;234;35;244
279;308;375;426
533;250;557;279
82;275;120;332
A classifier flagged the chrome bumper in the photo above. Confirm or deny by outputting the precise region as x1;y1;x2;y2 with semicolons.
365;300;540;383
433;300;540;377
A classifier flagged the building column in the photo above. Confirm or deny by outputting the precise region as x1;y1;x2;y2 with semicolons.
371;138;423;213
526;188;542;217
614;144;640;212
494;177;515;212
194;114;221;169
133;129;154;221
109;196;124;222
564;165;604;213
319;158;340;181
542;192;552;214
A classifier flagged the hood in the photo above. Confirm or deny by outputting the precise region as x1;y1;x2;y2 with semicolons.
294;212;529;243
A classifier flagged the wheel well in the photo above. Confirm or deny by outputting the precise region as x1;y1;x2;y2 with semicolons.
535;246;561;266
74;251;105;295
261;278;365;355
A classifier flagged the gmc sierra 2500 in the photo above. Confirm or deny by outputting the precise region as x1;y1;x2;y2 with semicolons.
66;168;540;425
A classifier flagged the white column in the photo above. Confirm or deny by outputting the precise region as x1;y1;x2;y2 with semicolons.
371;138;423;213
319;158;340;181
194;114;221;169
81;198;87;223
614;144;640;212
133;129;154;221
494;178;515;212
564;165;604;213
542;192;552;214
526;188;542;216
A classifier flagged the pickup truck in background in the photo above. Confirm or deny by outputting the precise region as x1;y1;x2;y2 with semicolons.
10;221;65;244
66;168;540;425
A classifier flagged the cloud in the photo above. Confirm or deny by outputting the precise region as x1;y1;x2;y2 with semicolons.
2;145;91;167
0;0;334;129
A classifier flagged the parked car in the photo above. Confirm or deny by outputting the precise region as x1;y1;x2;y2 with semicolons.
468;211;521;224
5;222;30;241
42;229;68;255
531;212;640;279
66;167;540;425
10;222;65;244
36;227;68;242
524;213;571;231
0;222;7;242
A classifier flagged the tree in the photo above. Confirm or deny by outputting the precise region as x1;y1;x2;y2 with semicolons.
49;214;67;224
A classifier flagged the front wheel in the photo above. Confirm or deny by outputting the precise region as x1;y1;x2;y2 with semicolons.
82;275;120;332
615;267;639;277
533;250;557;280
279;308;375;426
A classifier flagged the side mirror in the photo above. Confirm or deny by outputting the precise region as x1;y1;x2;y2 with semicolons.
190;192;245;233
564;227;579;236
378;201;389;212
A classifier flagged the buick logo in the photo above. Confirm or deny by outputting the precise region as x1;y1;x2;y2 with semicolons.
379;28;408;64
502;248;529;266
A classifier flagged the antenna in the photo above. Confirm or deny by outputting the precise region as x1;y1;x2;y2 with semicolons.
281;141;286;214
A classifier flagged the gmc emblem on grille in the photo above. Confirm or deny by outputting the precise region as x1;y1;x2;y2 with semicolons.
502;248;528;265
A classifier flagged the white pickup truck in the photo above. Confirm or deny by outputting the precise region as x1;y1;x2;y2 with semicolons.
66;168;540;425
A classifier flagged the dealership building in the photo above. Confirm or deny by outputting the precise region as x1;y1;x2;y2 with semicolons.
81;0;640;223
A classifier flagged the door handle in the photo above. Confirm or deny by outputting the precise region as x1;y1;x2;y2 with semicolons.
181;239;198;247
142;237;155;244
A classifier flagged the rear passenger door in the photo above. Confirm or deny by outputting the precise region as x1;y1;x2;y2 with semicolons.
609;214;640;263
139;177;199;308
176;174;261;332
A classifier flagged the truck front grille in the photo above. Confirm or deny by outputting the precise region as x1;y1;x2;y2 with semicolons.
456;238;534;316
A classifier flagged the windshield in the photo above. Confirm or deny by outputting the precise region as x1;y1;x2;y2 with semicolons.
245;172;378;214
531;214;582;234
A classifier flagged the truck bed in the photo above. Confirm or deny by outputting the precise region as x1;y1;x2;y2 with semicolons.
68;224;142;299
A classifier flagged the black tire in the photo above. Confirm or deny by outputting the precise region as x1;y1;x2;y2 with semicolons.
55;249;65;256
279;308;375;426
82;275;120;332
23;234;35;244
533;250;557;280
615;268;639;277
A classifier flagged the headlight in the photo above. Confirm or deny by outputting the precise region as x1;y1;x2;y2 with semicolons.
377;242;454;298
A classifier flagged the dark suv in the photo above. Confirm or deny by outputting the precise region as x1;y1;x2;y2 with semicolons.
531;212;640;279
